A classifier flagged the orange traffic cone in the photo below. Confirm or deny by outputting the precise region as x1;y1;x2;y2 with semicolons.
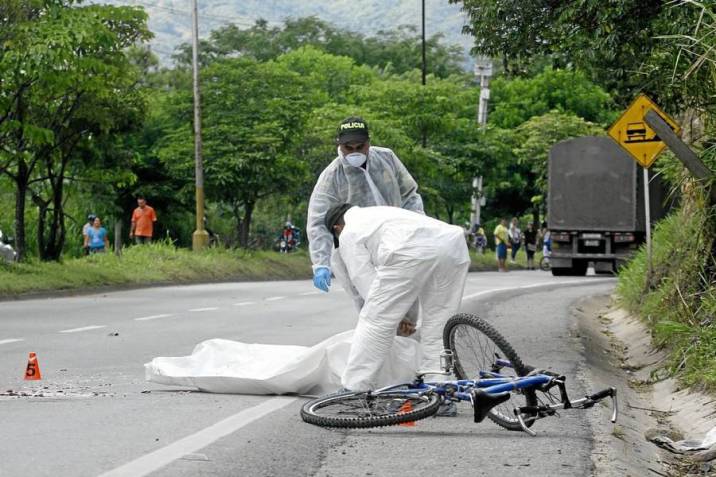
398;400;415;427
24;352;41;380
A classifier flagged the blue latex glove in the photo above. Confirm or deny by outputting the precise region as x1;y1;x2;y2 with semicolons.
313;267;331;292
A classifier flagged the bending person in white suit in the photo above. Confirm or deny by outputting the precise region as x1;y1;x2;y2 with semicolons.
324;204;470;393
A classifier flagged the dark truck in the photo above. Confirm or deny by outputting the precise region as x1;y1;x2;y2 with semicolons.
547;136;669;276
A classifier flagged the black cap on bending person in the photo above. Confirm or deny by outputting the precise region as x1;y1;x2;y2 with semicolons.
324;203;353;248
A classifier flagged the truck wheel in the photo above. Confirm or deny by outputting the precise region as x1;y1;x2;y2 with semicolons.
571;260;588;276
551;267;571;276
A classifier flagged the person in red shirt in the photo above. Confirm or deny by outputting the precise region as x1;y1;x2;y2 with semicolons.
129;196;157;244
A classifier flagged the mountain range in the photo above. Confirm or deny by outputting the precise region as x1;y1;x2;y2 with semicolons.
93;0;476;68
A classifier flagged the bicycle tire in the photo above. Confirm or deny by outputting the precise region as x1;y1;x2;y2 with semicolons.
301;389;441;429
539;256;550;271
443;313;537;431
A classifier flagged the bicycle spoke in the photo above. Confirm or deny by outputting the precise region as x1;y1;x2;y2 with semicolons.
451;323;521;423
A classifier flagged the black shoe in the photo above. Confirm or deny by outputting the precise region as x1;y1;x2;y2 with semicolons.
435;400;458;417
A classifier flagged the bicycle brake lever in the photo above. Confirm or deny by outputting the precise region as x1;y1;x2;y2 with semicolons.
610;387;618;423
514;408;537;437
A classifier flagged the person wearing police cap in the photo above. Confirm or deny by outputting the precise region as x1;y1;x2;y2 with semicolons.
306;116;424;294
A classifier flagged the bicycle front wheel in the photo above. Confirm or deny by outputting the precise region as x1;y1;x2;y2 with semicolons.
443;313;537;431
301;389;440;429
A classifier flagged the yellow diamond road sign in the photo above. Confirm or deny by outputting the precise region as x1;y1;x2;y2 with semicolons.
608;93;681;168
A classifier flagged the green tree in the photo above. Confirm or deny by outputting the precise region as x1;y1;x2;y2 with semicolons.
489;68;615;129
155;58;315;246
174;16;466;78
512;111;605;219
452;0;697;105
0;1;150;259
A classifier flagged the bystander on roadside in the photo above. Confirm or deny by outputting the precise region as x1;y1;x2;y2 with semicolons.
129;196;157;244
509;217;522;264
493;218;509;272
524;222;538;270
84;217;110;254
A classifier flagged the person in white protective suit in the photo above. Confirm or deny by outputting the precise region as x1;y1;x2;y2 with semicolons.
307;116;424;294
324;204;471;393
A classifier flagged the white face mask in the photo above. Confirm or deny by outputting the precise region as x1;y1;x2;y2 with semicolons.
345;152;367;168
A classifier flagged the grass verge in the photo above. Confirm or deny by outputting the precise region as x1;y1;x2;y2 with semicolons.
0;242;313;297
0;241;539;298
616;193;716;391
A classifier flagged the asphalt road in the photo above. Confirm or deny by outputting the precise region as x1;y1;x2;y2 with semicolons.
0;271;615;477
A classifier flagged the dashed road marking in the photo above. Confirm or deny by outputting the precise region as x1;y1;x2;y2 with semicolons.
0;338;24;345
233;301;256;306
59;325;106;334
299;291;321;296
265;296;286;302
134;314;173;321
98;397;297;477
188;307;219;312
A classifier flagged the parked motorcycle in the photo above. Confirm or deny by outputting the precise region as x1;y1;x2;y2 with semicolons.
0;229;17;263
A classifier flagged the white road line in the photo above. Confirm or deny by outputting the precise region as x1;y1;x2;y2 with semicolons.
134;314;173;321
188;307;219;312
299;291;321;296
58;325;106;334
461;278;614;301
0;338;24;345
98;397;296;477
265;296;286;302
233;301;256;306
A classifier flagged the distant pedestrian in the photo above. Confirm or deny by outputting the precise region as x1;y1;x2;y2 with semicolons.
508;218;522;264
130;196;157;244
84;217;110;253
493;218;509;272
82;214;96;255
540;221;552;264
473;223;487;254
524;222;538;270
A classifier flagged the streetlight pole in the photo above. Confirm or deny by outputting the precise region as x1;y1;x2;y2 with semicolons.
191;0;208;251
470;57;493;232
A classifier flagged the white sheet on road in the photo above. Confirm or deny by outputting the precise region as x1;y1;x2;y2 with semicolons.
144;331;421;395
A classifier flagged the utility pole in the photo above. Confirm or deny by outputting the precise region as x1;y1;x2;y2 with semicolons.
421;0;426;87
470;57;492;232
191;0;208;251
420;0;427;148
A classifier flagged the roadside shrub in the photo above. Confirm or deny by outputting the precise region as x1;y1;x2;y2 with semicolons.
617;190;716;390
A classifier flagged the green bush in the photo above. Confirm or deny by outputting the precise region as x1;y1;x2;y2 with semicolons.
617;196;716;390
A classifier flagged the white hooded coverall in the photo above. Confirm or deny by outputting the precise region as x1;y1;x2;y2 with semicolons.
336;206;470;392
307;146;424;273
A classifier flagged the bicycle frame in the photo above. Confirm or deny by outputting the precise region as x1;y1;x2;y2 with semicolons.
372;372;618;436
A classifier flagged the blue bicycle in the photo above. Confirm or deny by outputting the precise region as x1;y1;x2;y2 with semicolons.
301;314;618;434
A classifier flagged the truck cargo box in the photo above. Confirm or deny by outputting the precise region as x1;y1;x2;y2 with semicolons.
548;136;667;232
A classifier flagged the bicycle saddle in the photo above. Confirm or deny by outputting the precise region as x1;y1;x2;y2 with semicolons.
471;389;511;423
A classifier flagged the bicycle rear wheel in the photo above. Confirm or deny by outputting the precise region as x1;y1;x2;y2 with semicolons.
539;256;551;271
443;313;537;430
301;389;441;429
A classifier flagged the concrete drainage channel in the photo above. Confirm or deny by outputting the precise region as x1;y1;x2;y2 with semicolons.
575;295;716;477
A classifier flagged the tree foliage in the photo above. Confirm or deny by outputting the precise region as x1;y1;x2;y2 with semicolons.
451;0;697;107
0;0;151;259
173;16;466;78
